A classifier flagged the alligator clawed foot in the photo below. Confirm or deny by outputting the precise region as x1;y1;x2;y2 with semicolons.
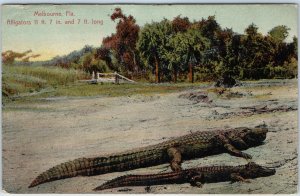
243;179;251;183
194;182;203;188
242;152;252;160
190;181;203;188
189;175;203;188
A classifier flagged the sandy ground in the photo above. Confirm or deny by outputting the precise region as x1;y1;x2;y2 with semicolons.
2;79;298;194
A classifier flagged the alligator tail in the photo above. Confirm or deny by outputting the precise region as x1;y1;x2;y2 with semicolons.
94;171;186;191
29;157;98;188
29;150;165;188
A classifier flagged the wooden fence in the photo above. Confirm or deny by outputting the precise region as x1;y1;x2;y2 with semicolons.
92;72;136;84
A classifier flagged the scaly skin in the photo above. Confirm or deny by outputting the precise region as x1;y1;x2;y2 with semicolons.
29;127;268;188
94;162;276;191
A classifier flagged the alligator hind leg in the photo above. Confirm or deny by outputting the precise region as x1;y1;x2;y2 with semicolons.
167;147;182;171
186;170;204;188
230;173;251;183
189;174;204;188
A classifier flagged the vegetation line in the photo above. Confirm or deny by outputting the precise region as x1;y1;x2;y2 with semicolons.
2;8;297;100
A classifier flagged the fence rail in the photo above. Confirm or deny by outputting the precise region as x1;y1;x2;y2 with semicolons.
92;72;136;84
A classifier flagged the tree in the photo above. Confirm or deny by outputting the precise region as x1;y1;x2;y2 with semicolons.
81;52;110;74
214;28;238;81
266;27;297;78
168;28;209;82
103;8;140;73
137;19;173;83
197;16;222;46
268;25;290;43
2;50;36;64
45;45;93;69
21;54;41;62
245;23;258;38
195;16;225;80
172;15;190;33
82;53;93;73
237;24;273;79
292;36;298;56
94;47;112;68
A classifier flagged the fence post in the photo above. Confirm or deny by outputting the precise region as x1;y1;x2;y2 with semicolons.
114;72;119;84
92;71;95;80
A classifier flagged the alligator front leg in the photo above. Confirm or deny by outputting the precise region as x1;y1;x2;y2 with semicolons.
214;134;252;159
229;136;249;150
167;147;182;171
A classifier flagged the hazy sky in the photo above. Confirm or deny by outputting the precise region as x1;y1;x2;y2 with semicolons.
2;4;298;61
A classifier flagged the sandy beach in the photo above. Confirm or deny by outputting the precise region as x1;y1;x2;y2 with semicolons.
2;79;298;194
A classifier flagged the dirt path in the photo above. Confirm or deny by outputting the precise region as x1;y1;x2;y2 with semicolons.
2;79;298;193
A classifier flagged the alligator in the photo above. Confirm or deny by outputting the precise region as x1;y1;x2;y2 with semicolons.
94;162;276;191
29;127;268;188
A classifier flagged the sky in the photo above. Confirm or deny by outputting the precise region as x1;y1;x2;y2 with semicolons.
1;4;298;61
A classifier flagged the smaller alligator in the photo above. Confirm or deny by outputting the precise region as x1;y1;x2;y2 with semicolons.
94;162;276;191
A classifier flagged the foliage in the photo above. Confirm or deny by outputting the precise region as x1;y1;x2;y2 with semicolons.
128;14;296;82
268;25;290;43
26;9;298;83
137;19;174;82
103;8;140;73
172;15;190;33
2;50;40;64
94;47;112;68
167;27;209;82
44;45;94;69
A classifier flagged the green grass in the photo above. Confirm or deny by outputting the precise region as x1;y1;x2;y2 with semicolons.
3;82;206;107
2;64;88;97
36;82;206;98
3;64;209;104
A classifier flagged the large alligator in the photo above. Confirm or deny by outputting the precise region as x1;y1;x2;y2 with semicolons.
94;162;276;191
29;127;268;188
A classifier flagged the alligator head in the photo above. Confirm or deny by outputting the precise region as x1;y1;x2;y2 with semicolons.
240;162;276;178
231;127;268;147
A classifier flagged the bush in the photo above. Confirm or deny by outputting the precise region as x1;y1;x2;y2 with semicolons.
90;59;110;73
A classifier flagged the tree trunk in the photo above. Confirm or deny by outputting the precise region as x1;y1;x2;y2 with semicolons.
173;66;178;83
155;56;160;83
189;63;194;83
129;48;138;73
